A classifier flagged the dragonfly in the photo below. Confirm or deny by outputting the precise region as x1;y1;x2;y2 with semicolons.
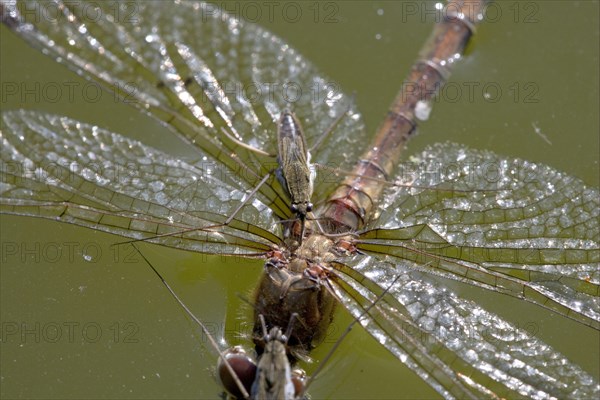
1;1;598;399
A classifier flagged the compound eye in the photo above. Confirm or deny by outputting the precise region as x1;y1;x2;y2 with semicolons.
291;204;298;213
217;347;256;399
306;202;313;212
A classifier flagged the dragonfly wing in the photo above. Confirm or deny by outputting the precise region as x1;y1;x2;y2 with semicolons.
333;256;600;399
1;110;277;254
1;0;368;208
359;143;599;329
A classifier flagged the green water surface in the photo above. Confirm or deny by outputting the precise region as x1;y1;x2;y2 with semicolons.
1;1;598;399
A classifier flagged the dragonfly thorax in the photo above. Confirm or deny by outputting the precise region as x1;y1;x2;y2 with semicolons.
294;233;336;264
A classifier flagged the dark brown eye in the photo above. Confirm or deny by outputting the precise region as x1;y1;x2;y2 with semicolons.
217;347;257;399
306;202;313;212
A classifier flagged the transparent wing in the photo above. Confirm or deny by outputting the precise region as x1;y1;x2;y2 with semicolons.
357;143;599;329
1;110;278;255
333;257;599;399
1;0;368;213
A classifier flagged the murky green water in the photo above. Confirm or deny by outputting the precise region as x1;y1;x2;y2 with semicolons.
1;1;598;399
